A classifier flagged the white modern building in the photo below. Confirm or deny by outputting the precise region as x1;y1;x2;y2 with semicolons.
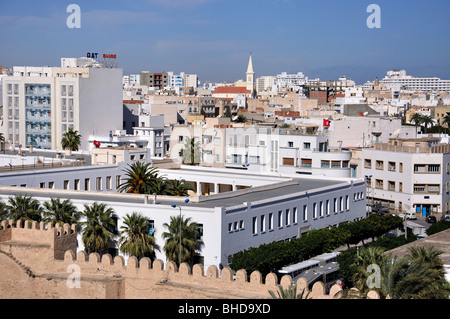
361;137;450;218
88;115;170;158
0;161;366;271
225;127;352;177
1;57;123;152
380;70;450;92
327;116;417;149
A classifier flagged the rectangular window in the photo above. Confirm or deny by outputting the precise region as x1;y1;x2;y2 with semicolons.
301;158;312;168
375;179;384;189
252;217;257;235
260;215;266;233
303;205;308;221
74;179;80;191
285;209;290;226
376;160;384;170
388;181;396;191
116;175;121;189
364;159;372;168
96;177;102;191
414;164;426;173
293;207;297;224
334;198;338;213
48;181;54;189
85;178;90;191
278;211;283;227
319;201;324;217
64;180;69;190
313;203;317;219
388;161;396;171
326;200;330;215
106;176;112;190
268;213;273;230
345;195;349;210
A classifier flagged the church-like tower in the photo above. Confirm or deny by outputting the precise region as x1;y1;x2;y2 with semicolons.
246;53;255;92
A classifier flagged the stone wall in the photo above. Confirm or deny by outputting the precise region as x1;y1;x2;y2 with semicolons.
0;219;380;299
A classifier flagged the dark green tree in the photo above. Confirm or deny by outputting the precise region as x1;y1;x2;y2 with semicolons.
119;212;156;260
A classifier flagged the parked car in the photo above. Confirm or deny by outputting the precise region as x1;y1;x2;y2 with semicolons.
398;211;417;220
426;215;437;223
441;215;450;222
371;204;389;215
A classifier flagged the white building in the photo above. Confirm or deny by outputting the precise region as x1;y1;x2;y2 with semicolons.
361;137;450;218
256;76;275;94
0;162;366;271
327;116;417;149
2;57;123;152
88;115;170;158
380;70;450;92
225;127;352;177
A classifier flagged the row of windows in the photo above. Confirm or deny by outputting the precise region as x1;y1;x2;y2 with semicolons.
365;159;444;174
38;175;122;191
365;159;404;172
227;194;361;236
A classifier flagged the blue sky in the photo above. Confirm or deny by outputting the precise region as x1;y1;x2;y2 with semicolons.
1;0;449;84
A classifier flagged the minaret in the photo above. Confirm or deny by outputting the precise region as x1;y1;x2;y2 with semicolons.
246;53;255;92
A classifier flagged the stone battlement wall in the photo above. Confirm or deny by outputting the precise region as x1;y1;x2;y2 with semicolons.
0;220;380;299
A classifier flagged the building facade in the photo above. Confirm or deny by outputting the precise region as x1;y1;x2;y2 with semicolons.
380;70;450;92
2;58;123;151
225;127;352;177
361;137;450;217
0;164;366;271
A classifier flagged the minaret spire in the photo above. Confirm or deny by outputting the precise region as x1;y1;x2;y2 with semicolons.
246;53;255;91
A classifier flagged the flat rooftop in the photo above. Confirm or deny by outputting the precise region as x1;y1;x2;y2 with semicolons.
0;176;351;210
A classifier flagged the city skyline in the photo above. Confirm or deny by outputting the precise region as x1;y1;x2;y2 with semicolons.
1;0;450;84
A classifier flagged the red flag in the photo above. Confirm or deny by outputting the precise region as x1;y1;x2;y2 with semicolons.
323;119;331;127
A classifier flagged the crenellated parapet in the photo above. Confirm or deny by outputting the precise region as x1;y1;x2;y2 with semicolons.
0;219;380;299
0;219;77;262
59;250;380;299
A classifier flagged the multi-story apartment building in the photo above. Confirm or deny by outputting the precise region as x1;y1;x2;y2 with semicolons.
225;127;352;177
327;116;417;149
361;137;450;218
380;70;450;92
169;117;231;167
140;71;169;89
1;58;123;152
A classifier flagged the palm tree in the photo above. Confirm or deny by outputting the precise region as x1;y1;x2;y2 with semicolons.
61;128;81;153
421;115;434;133
118;212;156;260
167;179;193;196
80;202;116;255
409;113;423;136
5;195;42;222
181;137;201;166
442;113;450;129
117;161;161;194
269;285;310;299
378;247;450;299
351;246;387;292
42;198;80;227
0;200;8;220
162;215;200;265
152;178;170;195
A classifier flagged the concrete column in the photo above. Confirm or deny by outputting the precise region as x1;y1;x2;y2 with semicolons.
197;181;201;196
214;183;219;194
